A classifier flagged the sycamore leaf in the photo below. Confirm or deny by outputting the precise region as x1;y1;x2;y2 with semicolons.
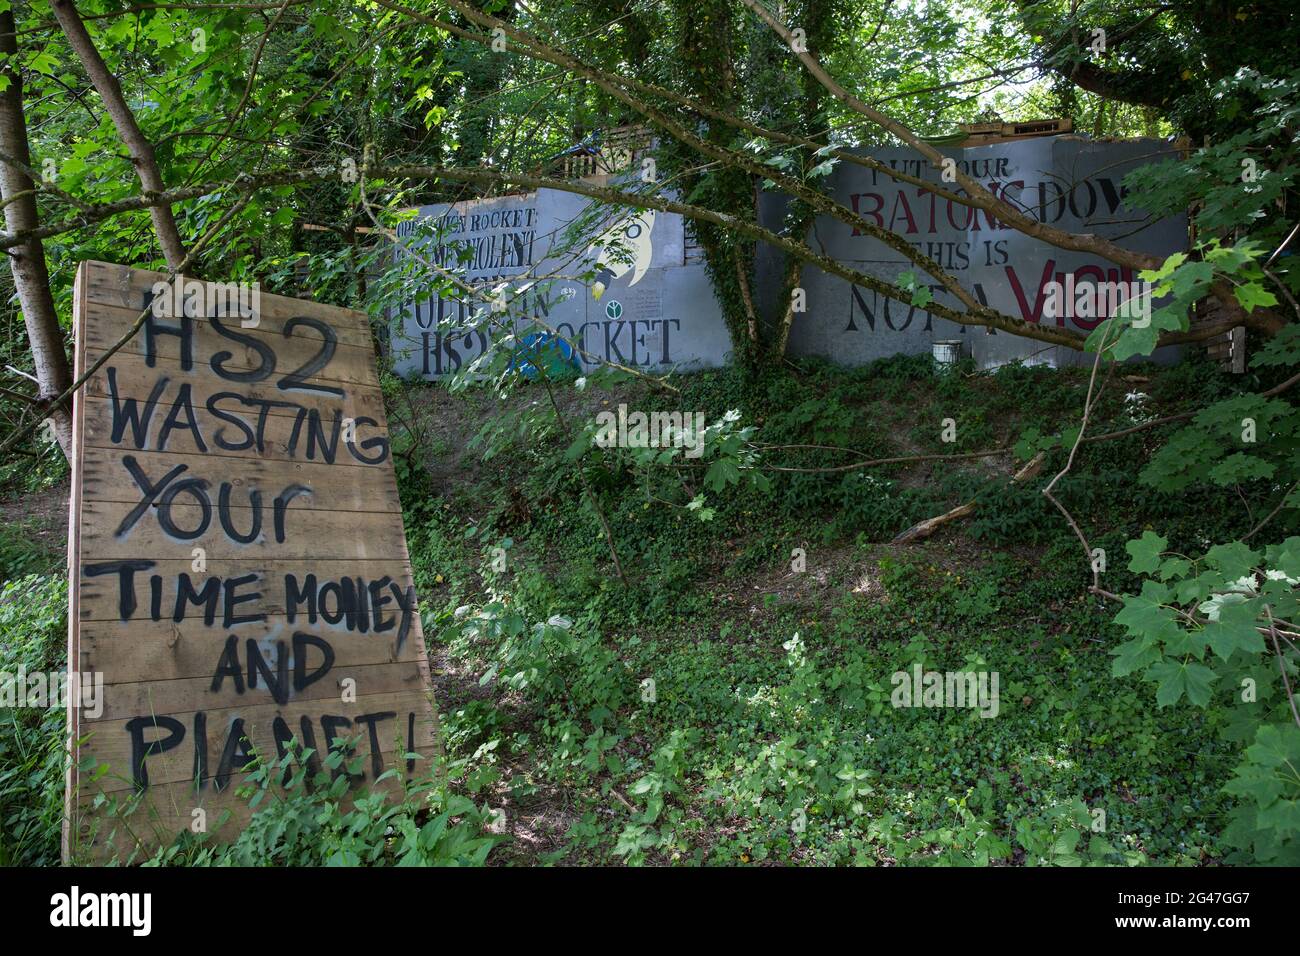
1111;634;1162;677
1013;427;1045;460
1207;452;1275;485
1201;601;1266;661
1163;626;1210;659
1224;761;1287;806
1139;252;1187;284
1244;722;1300;769
1171;260;1214;298
1267;537;1300;579
1104;300;1186;361
564;429;592;462
26;50;58;76
1126;531;1168;574
1225;725;1300;812
1256;799;1300;835
1205;541;1259;581
1251;325;1300;368
1147;659;1218;707
1114;593;1177;638
1235;281;1278;313
1108;323;1159;361
1083;318;1119;354
704;457;741;491
1158;557;1191;581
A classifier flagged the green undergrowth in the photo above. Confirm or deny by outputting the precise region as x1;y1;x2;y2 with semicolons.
0;352;1272;865
396;353;1265;865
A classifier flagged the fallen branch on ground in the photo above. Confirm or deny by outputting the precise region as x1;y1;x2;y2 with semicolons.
892;451;1046;544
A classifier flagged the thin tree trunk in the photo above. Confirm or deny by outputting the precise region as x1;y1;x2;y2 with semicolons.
733;248;759;346
0;9;73;457
773;256;803;358
51;0;186;268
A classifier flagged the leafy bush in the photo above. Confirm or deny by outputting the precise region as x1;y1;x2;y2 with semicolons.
0;521;60;584
136;746;499;867
0;574;67;866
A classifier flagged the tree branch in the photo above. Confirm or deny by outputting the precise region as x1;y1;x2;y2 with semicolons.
738;0;1165;273
51;0;187;268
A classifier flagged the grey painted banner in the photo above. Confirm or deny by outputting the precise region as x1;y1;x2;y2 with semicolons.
769;136;1188;368
389;136;1188;377
388;187;732;379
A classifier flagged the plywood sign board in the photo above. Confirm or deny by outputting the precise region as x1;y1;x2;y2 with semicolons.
65;261;439;860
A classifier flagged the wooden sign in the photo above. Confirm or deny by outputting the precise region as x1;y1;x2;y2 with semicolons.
64;261;439;859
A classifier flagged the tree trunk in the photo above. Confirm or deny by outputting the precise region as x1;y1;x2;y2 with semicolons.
0;9;73;457
773;256;804;359
51;0;187;269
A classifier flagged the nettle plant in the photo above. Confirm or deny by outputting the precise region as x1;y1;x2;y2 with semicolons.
138;742;499;867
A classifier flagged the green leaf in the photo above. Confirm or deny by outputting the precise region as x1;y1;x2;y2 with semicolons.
563;428;592;462
1126;531;1168;574
1235;282;1278;313
1108;323;1159;361
1147;659;1218;707
1205;541;1259;581
1251;325;1300;368
1245;722;1300;769
1114;588;1176;638
1171;260;1214;298
1111;634;1162;677
1185;665;1222;712
1201;601;1266;661
1267;537;1300;579
1163;625;1210;659
1139;252;1187;284
1158;557;1191;581
1014;426;1046;460
1257;799;1300;835
704;457;741;491
26;50;58;76
1207;453;1274;485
